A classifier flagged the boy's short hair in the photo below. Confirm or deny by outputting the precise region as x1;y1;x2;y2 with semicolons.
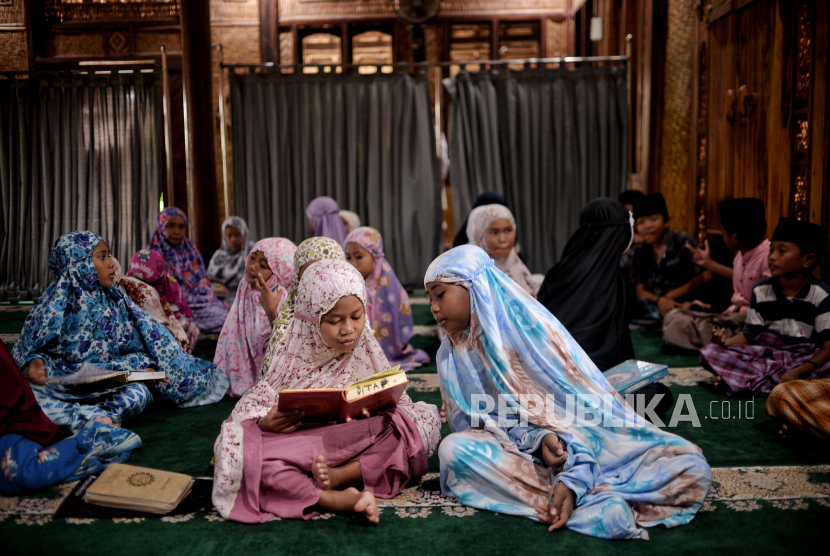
719;198;767;245
633;193;669;220
771;217;827;270
618;189;646;208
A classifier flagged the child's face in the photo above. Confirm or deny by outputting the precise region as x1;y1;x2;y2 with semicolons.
484;218;516;255
165;215;187;246
225;225;244;252
320;294;365;352
635;214;669;245
344;243;375;279
92;240;116;287
768;241;815;277
245;251;273;285
722;229;741;253
426;281;471;334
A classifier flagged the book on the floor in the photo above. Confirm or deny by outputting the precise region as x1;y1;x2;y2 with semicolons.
277;366;407;422
604;359;668;394
210;281;230;299
50;363;165;386
84;463;194;514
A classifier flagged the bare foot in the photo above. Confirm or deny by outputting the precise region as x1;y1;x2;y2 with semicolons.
312;455;332;490
93;417;121;428
25;358;48;385
312;456;362;490
778;423;790;439
317;487;379;524
354;490;379;524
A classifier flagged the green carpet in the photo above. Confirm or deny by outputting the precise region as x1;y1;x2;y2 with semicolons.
2;301;828;555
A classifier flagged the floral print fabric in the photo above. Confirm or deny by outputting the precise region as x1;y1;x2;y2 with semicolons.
213;259;440;518
215;238;296;397
0;421;142;495
344;227;428;371
12;231;229;432
113;257;192;352
147;207;229;333
207;216;257;306
259;237;346;378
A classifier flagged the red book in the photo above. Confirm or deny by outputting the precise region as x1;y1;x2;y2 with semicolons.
277;366;407;423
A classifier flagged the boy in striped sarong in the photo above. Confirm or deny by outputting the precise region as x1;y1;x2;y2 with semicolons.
699;217;830;395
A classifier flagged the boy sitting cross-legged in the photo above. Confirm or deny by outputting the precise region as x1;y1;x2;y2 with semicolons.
700;217;830;395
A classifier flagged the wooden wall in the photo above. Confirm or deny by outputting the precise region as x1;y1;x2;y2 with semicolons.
0;0;31;72
691;0;829;279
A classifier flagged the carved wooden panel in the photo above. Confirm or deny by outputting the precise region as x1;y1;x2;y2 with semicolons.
210;0;258;21
545;18;568;58
658;0;693;232
43;1;180;24
0;30;27;71
278;0;568;21
697;0;827;255
0;0;25;25
135;31;182;54
49;32;106;57
279;31;294;65
790;0;813;221
105;29;134;56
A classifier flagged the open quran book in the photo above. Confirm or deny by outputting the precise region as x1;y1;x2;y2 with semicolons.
277;366;407;422
50;362;165;385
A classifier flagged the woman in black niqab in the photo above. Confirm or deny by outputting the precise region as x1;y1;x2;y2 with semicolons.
537;197;635;371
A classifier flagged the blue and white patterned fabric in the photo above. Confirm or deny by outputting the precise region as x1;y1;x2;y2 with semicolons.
12;231;229;432
0;421;142;495
425;245;712;540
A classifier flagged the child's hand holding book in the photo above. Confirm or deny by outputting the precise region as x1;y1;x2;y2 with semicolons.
258;407;305;433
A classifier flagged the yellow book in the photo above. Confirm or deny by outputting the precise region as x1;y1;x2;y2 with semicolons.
84;463;194;514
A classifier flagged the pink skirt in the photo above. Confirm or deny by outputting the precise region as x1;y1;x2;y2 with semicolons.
228;408;427;522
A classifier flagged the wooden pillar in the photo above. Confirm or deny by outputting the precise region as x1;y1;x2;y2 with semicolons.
179;0;220;256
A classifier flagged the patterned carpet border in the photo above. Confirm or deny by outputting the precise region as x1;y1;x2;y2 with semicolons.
3;466;829;520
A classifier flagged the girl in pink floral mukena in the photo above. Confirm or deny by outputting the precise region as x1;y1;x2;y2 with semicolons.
212;259;440;524
344;227;429;371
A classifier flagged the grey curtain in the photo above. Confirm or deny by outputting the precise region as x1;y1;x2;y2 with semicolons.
445;66;628;273
230;70;441;286
0;71;161;300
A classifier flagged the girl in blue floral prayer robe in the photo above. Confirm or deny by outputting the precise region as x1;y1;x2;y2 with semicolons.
12;232;229;433
424;245;712;540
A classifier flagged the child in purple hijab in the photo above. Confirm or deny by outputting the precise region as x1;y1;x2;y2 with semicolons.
344;227;429;371
147;207;229;334
306;196;347;246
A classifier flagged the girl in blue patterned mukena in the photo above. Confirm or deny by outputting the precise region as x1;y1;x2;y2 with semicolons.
12;231;229;433
424;245;712;540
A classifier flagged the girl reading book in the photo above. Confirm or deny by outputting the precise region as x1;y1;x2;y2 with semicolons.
212;259;440;523
215;237;296;397
12;232;230;432
344;226;429;371
424;245;712;540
